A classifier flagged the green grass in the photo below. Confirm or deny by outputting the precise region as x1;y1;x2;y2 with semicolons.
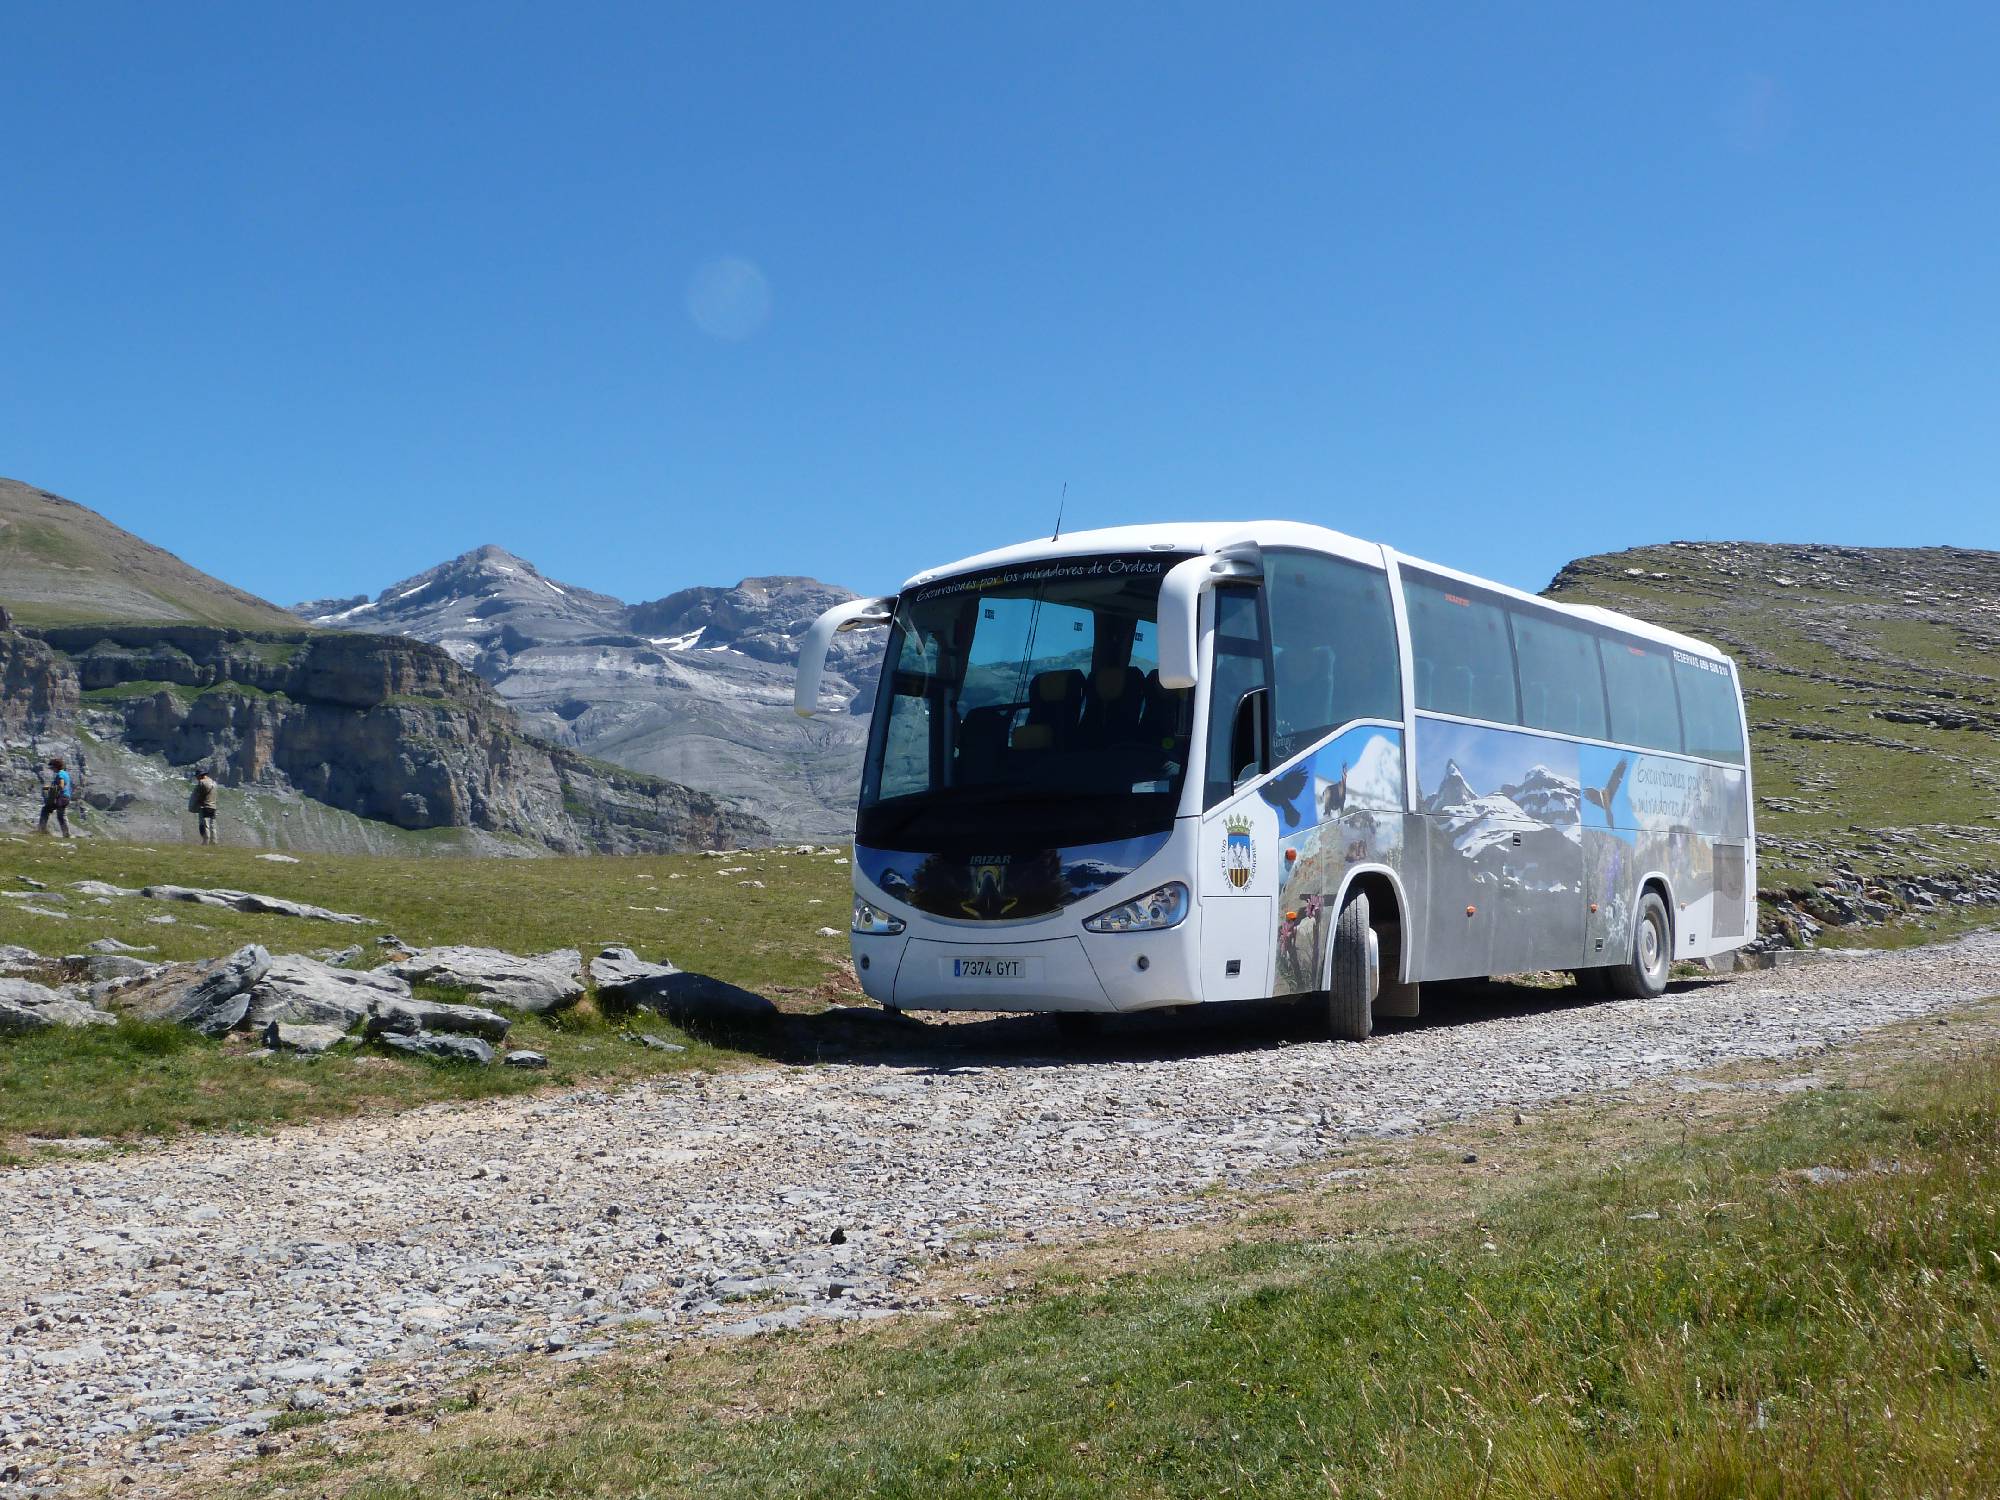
235;1027;2000;1500
0;836;856;1149
0;1005;735;1149
0;836;850;984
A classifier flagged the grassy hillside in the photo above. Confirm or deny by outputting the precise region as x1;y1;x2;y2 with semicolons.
0;477;303;629
1546;541;2000;918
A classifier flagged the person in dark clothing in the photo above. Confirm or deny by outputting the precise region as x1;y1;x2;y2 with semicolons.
189;771;219;844
38;757;73;837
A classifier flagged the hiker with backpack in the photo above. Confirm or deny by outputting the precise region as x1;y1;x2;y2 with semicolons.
37;757;73;837
189;770;219;844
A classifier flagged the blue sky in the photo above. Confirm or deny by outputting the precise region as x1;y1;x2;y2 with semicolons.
4;4;1996;608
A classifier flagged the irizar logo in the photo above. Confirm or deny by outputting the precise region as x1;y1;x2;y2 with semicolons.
1221;814;1258;890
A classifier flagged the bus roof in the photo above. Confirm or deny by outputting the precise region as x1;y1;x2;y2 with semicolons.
902;520;1733;665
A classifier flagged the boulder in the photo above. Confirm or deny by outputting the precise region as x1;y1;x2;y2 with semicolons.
384;947;584;1013
378;1030;495;1065
150;945;272;1037
0;978;116;1034
262;1021;354;1055
589;945;777;1027
84;937;153;955
503;1049;549;1069
242;955;411;1031
365;995;510;1043
0;944;42;972
588;945;681;998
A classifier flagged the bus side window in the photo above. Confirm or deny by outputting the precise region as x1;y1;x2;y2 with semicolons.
1511;608;1609;739
1265;550;1401;756
1600;638;1682;752
1674;655;1744;761
1405;574;1519;725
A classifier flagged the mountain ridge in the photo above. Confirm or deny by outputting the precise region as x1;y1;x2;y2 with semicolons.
293;549;880;841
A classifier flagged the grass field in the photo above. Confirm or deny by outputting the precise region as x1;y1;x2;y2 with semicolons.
0;836;858;1154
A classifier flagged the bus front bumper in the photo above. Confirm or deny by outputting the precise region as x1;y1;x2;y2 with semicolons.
853;925;1202;1014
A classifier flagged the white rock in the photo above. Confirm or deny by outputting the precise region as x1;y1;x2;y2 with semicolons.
385;947;584;1013
0;978;116;1034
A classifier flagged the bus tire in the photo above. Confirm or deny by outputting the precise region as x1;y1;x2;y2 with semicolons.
1609;891;1671;999
1326;889;1376;1042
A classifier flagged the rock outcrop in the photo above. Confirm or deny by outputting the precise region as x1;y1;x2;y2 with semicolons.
100;948;520;1063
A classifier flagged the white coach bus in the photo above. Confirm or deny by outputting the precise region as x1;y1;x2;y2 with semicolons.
795;523;1753;1039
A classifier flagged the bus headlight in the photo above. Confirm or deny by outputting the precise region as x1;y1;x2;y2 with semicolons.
1082;882;1189;934
851;896;906;936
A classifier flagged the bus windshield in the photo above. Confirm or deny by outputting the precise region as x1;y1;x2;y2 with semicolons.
858;553;1194;850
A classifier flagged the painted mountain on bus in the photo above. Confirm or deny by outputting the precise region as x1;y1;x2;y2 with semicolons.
294;547;882;841
1544;539;2000;935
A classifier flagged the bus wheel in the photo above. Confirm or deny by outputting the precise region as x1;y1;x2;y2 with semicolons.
1609;891;1671;999
1326;890;1377;1042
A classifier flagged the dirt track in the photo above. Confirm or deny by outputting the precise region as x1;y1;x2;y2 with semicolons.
5;933;1998;1494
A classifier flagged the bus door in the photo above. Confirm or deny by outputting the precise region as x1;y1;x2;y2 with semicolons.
1197;584;1276;1001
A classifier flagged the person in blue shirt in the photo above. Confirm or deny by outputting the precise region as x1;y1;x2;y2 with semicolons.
38;757;73;838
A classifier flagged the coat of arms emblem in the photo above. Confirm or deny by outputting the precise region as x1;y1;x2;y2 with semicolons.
1221;814;1257;890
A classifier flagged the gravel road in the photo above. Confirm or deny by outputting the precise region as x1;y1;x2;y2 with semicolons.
5;932;1998;1492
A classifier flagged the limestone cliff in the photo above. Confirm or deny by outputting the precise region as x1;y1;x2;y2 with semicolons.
3;619;767;853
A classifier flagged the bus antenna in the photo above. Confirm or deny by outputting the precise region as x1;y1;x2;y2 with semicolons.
1052;482;1067;542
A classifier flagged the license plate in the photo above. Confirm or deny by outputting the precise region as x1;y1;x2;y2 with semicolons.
945;956;1037;981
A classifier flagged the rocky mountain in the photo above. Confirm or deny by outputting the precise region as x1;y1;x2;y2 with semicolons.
0;614;766;855
1545;540;2000;939
295;548;881;840
0;482;767;855
0;478;303;630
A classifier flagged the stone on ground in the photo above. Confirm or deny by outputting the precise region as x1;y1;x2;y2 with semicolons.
378;1030;496;1065
0;978;116;1034
503;1049;549;1069
262;1021;354;1055
242;955;411;1032
133;945;273;1037
137;885;372;925
366;995;511;1044
590;945;777;1026
384;947;584;1013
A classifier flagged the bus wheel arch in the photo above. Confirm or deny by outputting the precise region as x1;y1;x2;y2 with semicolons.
1322;870;1418;1036
1610;876;1674;999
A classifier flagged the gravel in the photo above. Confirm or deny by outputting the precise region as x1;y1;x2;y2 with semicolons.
3;931;1996;1490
